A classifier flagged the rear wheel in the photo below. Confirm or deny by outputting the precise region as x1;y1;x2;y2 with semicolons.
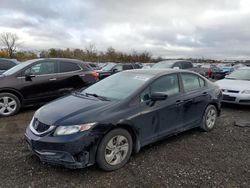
96;128;132;171
201;105;217;131
0;93;20;117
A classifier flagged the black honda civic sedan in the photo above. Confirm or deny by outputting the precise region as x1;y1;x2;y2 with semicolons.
25;69;222;171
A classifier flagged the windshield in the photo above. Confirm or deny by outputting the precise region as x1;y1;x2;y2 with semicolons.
102;63;116;71
226;69;250;80
152;62;174;69
83;72;154;100
3;60;35;76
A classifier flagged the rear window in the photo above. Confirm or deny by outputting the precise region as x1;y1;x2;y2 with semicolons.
59;62;81;73
134;64;141;69
182;61;193;69
123;64;133;70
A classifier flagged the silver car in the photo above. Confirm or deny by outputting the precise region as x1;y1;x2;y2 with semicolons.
216;67;250;105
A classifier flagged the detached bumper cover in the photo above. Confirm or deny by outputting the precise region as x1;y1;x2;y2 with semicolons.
25;128;100;169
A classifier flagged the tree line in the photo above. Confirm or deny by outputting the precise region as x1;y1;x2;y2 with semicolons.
0;32;153;63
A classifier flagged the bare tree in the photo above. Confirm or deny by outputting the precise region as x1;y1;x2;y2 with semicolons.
0;32;19;58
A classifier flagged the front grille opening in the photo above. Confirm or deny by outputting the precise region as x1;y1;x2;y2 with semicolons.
239;100;250;103
33;119;51;133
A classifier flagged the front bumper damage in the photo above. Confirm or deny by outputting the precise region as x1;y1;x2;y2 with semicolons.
25;128;100;169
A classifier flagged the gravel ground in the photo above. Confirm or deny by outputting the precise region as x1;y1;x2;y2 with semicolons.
0;105;250;188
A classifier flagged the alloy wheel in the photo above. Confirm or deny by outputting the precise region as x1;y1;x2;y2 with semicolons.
206;108;216;128
0;96;17;116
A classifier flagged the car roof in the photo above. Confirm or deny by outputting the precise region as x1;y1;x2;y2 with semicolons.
124;68;196;76
157;60;192;64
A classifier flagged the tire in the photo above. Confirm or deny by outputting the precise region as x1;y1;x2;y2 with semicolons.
200;105;217;132
96;128;133;171
0;93;21;117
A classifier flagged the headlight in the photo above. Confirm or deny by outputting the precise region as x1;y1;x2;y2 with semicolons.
242;90;250;94
54;122;96;136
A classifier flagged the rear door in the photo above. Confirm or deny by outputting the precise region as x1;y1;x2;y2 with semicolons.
180;73;209;127
56;61;85;95
20;60;58;102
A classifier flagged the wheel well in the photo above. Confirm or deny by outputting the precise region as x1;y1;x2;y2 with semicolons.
0;89;23;104
208;102;220;116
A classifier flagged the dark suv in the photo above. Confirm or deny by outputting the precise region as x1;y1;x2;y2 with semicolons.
0;58;98;117
0;58;19;74
152;60;206;76
98;63;141;79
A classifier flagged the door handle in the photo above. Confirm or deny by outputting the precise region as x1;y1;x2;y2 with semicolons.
49;78;57;81
176;100;183;106
184;98;194;105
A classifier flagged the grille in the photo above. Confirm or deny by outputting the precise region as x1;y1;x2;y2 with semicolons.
223;95;236;101
227;90;239;93
222;89;239;93
239;100;250;103
33;119;50;133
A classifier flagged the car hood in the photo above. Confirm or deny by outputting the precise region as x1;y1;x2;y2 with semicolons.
35;95;119;126
216;79;250;91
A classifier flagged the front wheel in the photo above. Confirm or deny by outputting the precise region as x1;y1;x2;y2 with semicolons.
96;128;133;171
200;105;217;132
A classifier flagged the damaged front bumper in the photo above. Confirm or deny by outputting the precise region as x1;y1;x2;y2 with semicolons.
25;128;100;169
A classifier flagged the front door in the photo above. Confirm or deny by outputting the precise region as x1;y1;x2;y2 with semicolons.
149;74;183;136
20;61;58;104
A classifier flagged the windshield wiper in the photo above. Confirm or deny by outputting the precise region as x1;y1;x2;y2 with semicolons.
85;93;110;101
225;77;236;80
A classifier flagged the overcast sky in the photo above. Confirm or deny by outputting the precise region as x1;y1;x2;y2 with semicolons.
0;0;250;59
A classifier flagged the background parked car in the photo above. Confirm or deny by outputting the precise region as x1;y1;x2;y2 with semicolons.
218;64;235;74
216;67;250;105
88;63;101;70
0;58;98;117
209;66;227;80
152;60;206;77
0;58;19;74
98;63;141;79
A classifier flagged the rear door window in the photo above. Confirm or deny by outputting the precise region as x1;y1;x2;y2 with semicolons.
181;73;202;92
59;62;81;73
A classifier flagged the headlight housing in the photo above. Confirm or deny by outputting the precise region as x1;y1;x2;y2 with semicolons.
54;122;96;136
242;90;250;94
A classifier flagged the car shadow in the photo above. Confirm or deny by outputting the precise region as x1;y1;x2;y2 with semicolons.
221;103;250;111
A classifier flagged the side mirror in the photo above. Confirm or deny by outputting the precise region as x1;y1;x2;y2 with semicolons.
150;92;168;101
25;74;36;81
112;69;118;73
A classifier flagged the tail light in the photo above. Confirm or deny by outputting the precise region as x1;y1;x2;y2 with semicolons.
91;71;99;78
